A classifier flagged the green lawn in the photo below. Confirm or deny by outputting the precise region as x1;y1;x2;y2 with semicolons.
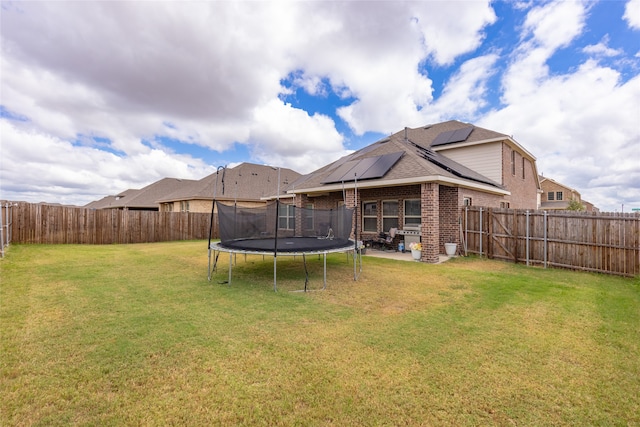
1;241;639;426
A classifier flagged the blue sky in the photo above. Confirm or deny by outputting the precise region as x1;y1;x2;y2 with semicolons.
1;0;639;212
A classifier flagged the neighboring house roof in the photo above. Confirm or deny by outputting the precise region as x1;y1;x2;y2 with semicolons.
539;175;581;194
291;121;513;196
86;178;195;210
157;162;302;203
85;189;140;209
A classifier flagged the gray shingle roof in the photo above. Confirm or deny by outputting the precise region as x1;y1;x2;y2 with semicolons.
94;178;195;209
158;163;302;202
292;120;506;192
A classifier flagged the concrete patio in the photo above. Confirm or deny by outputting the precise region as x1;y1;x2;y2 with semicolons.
363;248;454;264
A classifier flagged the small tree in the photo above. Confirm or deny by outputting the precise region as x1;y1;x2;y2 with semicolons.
567;199;585;211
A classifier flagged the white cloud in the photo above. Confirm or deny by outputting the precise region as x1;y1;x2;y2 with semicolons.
479;0;640;212
433;54;500;119
583;35;623;58
409;2;497;66
0;120;214;205
624;0;640;29
249;99;350;173
500;1;589;105
522;0;587;51
1;0;499;204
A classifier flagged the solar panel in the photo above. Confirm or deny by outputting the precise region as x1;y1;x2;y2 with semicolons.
321;152;404;183
432;130;456;146
346;156;380;180
450;126;473;143
360;151;404;180
431;126;474;146
321;160;360;184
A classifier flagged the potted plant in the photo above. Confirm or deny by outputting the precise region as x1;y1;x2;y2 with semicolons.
409;242;422;260
444;242;457;256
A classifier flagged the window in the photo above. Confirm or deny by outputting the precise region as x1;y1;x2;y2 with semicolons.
522;157;526;179
403;199;421;228
304;203;314;230
548;192;555;201
500;202;510;208
278;204;295;230
180;201;190;212
382;200;399;232
556;192;563;201
463;197;472;206
362;201;377;232
511;150;516;175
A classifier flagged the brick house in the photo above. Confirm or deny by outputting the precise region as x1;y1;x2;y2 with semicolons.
85;178;196;211
86;163;302;213
539;175;598;212
286;120;541;263
157;163;302;213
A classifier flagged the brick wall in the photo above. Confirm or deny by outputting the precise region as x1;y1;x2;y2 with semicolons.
540;179;580;202
458;188;503;209
501;143;539;209
439;186;460;250
421;183;440;263
292;173;535;263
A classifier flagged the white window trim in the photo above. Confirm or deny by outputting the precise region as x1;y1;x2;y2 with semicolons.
362;200;377;232
278;204;295;230
403;199;421;228
382;199;399;232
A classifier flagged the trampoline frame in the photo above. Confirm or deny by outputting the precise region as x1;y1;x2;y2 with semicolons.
208;240;361;291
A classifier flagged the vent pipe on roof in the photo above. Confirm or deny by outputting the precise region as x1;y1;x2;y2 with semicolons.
404;127;408;142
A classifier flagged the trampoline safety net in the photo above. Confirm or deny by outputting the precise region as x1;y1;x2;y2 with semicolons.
216;200;354;252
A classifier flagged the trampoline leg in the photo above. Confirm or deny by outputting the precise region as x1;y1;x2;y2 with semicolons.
208;248;212;281
273;256;277;292
353;249;357;281
323;252;327;290
228;252;232;285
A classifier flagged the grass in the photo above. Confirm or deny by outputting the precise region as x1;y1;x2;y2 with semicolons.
1;241;639;426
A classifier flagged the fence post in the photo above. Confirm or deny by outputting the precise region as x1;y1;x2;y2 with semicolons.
479;207;483;257
0;202;5;258
543;210;548;269
526;210;530;266
464;207;468;256
8;202;12;248
513;209;518;264
487;208;493;259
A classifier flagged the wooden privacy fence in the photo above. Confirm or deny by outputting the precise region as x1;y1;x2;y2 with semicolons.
10;202;216;245
461;207;640;277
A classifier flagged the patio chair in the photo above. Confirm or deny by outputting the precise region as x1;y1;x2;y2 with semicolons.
377;227;397;251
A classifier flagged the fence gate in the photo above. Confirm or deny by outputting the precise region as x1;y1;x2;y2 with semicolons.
487;209;516;262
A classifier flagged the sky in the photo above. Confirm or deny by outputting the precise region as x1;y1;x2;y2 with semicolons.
1;0;639;212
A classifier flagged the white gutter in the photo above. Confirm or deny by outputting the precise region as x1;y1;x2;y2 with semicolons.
291;175;510;197
260;193;296;201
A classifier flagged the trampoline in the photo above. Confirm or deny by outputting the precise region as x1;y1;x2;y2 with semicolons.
208;199;361;291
